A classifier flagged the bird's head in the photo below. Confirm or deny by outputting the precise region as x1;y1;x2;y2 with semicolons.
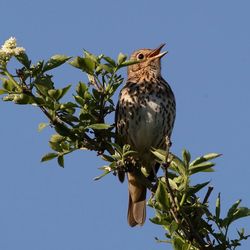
127;44;167;81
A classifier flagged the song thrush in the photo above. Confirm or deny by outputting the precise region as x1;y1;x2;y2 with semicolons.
115;44;176;227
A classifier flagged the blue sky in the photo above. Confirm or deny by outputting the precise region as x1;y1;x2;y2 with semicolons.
1;0;250;249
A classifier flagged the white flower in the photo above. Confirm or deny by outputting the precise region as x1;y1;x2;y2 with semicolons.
0;50;8;63
0;50;6;58
1;37;17;50
14;47;25;56
0;37;25;65
1;48;13;56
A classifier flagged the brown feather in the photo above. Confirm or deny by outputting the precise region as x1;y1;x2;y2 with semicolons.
115;45;176;227
127;172;146;226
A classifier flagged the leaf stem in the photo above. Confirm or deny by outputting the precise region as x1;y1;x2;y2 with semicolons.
4;70;22;91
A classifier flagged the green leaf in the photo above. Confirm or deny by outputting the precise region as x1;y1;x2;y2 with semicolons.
172;236;185;250
61;142;70;152
30;61;44;76
70;57;95;74
96;64;113;73
15;52;31;68
49;141;62;152
41;152;58;162
60;102;78;109
216;193;221;223
117;53;127;65
228;207;250;225
38;122;49;132
189;161;215;175
76;81;88;96
227;199;242;219
34;76;54;96
14;93;34;104
169;156;186;176
33;96;45;105
103;56;116;67
57;155;64;167
149;214;169;226
74;95;85;106
84;91;92;99
101;154;115;162
2;94;16;102
154;180;170;211
48;89;61;100
94;169;111;181
182;149;191;167
110;143;123;155
84;50;99;63
50;134;64;143
87;123;111;130
169;221;179;234
119;59;139;67
123;150;136;158
48;84;71;101
92;88;100;100
222;200;244;227
187;181;210;196
190;153;221;167
43;55;71;72
54;123;71;136
151;148;166;162
59;84;71;99
2;78;16;92
0;89;7;95
168;178;178;190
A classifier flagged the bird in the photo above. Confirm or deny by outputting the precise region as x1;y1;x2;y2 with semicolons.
115;44;176;227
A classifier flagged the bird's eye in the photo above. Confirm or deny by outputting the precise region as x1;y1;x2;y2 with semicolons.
137;53;144;60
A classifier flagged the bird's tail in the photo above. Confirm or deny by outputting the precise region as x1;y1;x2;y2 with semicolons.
127;172;147;227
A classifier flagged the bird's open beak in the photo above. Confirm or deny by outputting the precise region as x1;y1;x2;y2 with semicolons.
148;43;168;60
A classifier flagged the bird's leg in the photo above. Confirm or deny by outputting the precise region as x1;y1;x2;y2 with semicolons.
146;162;160;193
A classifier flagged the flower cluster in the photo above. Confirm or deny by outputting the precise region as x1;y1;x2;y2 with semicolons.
0;37;25;66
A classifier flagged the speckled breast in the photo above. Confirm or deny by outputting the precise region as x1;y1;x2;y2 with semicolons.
116;79;176;159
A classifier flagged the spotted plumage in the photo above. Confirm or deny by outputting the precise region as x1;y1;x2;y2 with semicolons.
115;44;176;226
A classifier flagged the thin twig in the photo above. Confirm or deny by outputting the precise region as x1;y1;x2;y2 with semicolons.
164;164;177;209
163;136;178;211
162;137;184;230
183;213;208;247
